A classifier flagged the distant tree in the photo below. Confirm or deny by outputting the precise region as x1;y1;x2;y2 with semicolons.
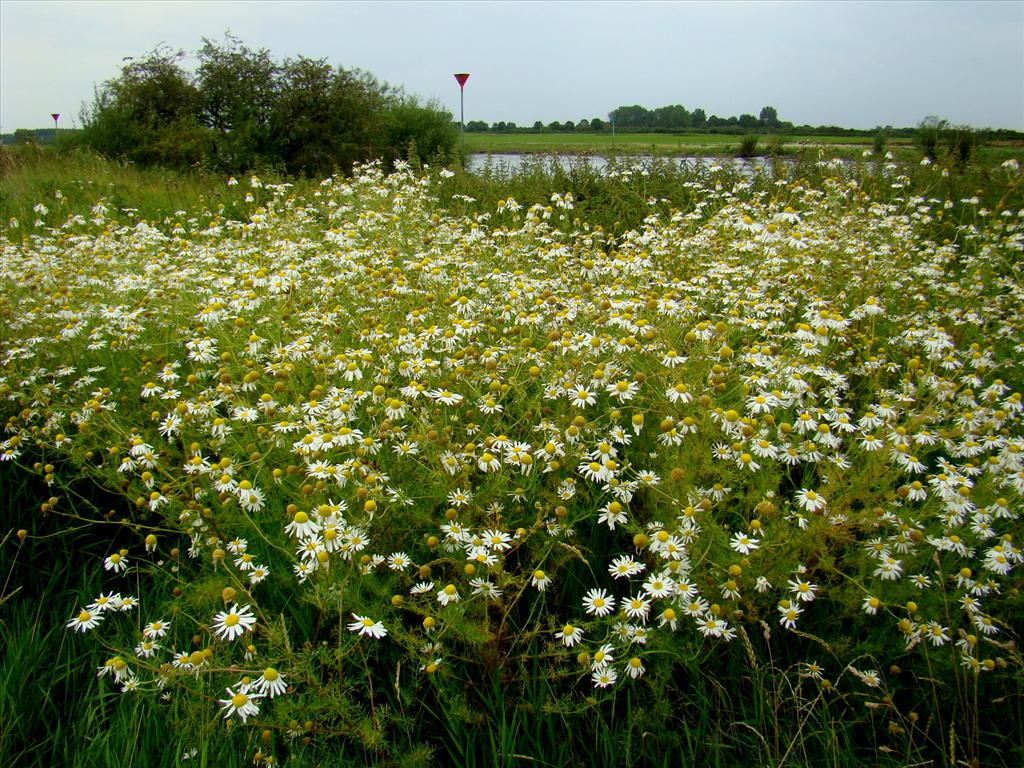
758;106;779;127
651;104;690;129
562;120;575;132
609;105;650;129
13;128;38;145
575;119;591;132
691;108;706;128
738;113;758;129
547;121;562;132
532;120;543;132
466;120;489;132
590;117;606;131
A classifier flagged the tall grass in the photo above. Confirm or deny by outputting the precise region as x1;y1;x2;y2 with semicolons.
1;466;150;766
5;143;1023;240
0;145;278;233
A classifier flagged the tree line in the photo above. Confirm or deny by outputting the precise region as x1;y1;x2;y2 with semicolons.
466;104;784;134
463;104;1024;143
75;35;458;175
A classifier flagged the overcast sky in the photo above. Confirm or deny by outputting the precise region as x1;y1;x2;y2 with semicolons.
2;0;1022;132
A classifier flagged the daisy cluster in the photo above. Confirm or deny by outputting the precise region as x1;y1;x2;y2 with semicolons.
3;159;1022;732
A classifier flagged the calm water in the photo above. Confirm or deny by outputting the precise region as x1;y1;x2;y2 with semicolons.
466;152;784;177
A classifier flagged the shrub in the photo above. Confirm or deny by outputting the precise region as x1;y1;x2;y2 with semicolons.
917;116;948;161
738;134;759;158
873;131;886;155
947;126;977;166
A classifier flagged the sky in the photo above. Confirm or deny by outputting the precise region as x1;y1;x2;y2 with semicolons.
1;0;1022;133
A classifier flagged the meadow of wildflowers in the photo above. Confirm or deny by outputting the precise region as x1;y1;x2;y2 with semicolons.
2;155;1023;766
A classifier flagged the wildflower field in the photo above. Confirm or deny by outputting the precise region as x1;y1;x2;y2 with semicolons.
1;150;1023;767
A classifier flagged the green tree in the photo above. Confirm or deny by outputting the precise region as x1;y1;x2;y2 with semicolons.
382;96;457;164
77;35;453;175
738;113;758;129
609;105;650;129
759;106;779;127
80;45;209;169
268;58;386;175
651;104;690;129
196;33;278;172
